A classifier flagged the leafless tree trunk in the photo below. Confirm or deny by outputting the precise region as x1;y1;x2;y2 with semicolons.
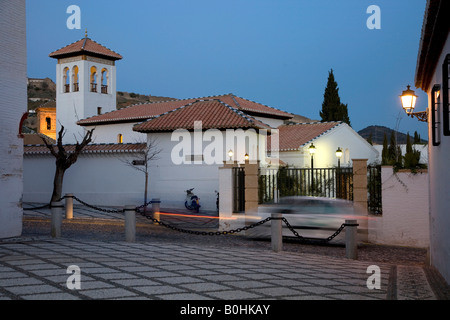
121;136;161;211
41;126;94;204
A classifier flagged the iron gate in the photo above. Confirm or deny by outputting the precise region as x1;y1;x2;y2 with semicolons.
258;167;353;204
233;167;245;213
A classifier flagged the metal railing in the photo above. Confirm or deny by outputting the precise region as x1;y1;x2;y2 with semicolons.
259;167;353;204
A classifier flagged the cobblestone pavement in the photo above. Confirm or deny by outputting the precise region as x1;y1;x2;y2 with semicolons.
0;203;449;303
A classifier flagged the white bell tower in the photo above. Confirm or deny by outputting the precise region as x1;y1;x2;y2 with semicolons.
49;32;122;143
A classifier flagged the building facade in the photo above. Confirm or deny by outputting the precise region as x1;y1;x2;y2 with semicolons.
414;0;450;283
0;0;26;239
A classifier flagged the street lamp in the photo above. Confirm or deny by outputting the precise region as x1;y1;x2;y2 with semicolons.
228;149;234;161
308;143;316;168
335;147;343;168
309;143;316;195
335;147;343;199
244;153;249;161
400;85;427;122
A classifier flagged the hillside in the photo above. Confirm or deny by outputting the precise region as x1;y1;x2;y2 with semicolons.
27;78;176;111
358;125;427;145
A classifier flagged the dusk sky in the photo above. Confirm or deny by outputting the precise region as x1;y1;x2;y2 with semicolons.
26;0;429;139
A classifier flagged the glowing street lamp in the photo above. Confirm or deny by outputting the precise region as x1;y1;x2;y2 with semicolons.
308;143;316;195
309;143;316;168
228;149;234;161
400;85;427;122
244;153;249;161
335;147;343;168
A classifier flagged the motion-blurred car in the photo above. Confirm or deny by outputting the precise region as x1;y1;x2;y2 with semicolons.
245;196;370;243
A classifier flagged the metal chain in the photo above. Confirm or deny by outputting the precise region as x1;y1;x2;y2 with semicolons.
71;195;125;213
24;194;352;243
140;212;272;236
281;217;347;243
23;196;66;210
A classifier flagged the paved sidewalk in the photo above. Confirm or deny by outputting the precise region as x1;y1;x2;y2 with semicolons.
0;204;448;302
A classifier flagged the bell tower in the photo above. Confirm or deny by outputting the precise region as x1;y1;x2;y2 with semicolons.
49;32;122;143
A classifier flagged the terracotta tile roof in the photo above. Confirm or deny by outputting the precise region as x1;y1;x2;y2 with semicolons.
78;99;195;125
269;122;342;151
24;143;146;155
78;93;293;126
49;37;123;61
133;99;273;133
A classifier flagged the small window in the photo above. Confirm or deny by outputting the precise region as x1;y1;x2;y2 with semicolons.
90;66;97;92
73;65;79;92
97;107;102;115
63;67;70;93
101;68;108;94
431;84;441;146
117;134;123;144
46;117;51;130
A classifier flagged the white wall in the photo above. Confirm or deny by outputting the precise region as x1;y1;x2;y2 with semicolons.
24;153;145;207
279;124;379;168
368;167;429;248
0;0;26;238
56;58;117;144
84;122;146;144
424;34;450;282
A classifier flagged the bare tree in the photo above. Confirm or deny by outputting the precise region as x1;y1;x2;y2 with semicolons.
41;126;94;204
121;136;161;211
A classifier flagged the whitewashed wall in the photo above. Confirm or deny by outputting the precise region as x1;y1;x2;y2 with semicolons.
425;33;450;282
84;122;146;144
24;153;145;207
368;166;429;248
278;124;379;168
0;1;26;238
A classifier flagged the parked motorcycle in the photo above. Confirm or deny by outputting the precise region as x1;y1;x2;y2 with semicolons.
185;188;201;213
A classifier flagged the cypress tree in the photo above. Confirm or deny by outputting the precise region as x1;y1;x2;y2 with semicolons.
320;69;351;126
381;133;389;165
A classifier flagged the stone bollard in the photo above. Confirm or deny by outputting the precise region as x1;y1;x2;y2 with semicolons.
271;213;283;252
345;219;359;259
124;205;136;242
65;194;74;220
152;198;161;224
51;201;64;238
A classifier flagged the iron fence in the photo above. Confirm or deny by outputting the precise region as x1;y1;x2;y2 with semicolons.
258;167;353;204
233;167;245;213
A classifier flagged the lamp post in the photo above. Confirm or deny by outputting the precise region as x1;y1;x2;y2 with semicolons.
400;85;427;122
244;153;249;162
335;147;342;169
228;149;234;162
309;143;316;195
335;147;343;198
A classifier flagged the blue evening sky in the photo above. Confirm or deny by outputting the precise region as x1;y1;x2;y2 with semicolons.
26;0;429;139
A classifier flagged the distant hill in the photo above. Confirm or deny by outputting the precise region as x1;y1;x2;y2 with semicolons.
27;77;176;111
358;125;427;145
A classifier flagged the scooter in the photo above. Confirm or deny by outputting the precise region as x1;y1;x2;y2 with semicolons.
185;188;201;213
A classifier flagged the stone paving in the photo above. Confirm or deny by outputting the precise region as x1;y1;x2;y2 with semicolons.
0;203;448;302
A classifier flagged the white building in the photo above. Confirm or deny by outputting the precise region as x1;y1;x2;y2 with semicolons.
413;0;450;284
48;34;122;144
269;122;379;168
24;34;380;212
0;1;26;239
